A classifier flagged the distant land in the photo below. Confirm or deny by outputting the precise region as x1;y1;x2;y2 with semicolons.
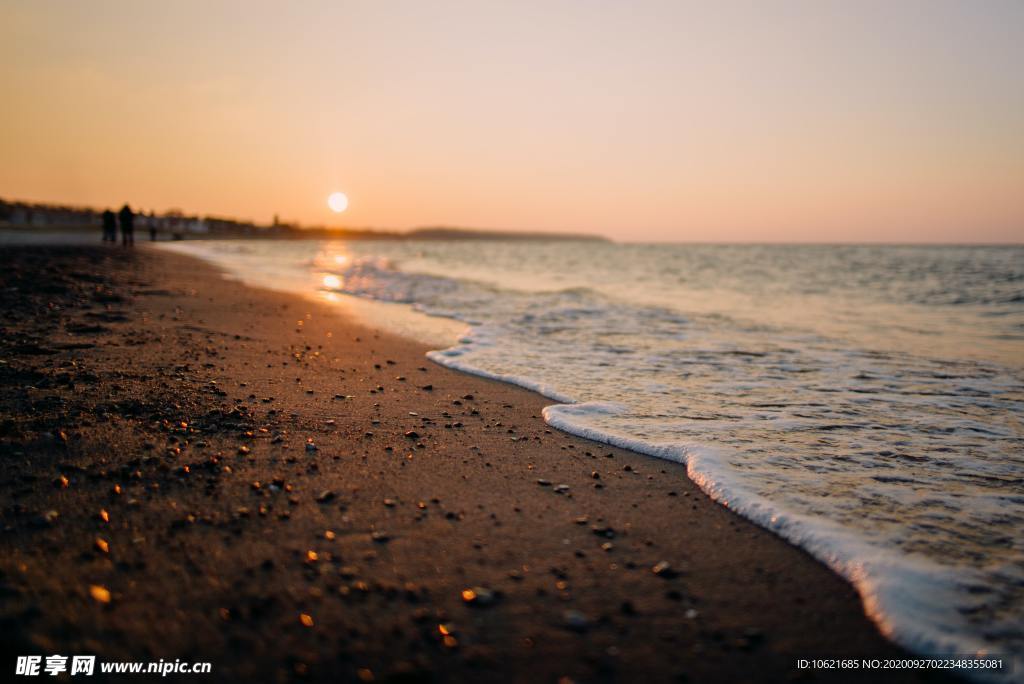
406;226;607;241
0;197;608;242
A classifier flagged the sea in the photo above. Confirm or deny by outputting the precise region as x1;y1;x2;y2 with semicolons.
162;239;1023;675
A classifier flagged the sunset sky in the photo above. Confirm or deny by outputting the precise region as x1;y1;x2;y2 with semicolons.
1;0;1022;242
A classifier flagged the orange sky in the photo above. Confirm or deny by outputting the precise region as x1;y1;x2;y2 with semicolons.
1;0;1022;242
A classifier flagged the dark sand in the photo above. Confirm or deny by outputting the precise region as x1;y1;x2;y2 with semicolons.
0;246;948;683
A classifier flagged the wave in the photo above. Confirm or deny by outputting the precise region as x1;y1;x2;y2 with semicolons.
324;253;1022;680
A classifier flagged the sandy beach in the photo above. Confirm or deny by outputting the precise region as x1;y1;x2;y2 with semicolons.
0;245;949;683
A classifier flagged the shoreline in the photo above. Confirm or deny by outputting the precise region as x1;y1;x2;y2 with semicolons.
0;245;945;682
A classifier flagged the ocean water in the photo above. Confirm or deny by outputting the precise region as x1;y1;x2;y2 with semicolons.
163;239;1024;674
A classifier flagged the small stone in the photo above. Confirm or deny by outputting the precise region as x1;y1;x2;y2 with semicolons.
94;538;109;554
553;484;570;494
404;431;420;439
316;490;336;503
300;613;314;627
536;479;551;487
461;586;496;606
652;561;677;578
371;531;390;543
238;445;250;455
89;585;111;604
743;627;764;640
684;608;699;619
563;609;589;632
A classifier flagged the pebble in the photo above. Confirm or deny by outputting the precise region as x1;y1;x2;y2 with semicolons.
553;484;570;493
563;609;590;632
89;585;111;604
536;479;551;486
461;586;496;606
315;490;333;503
652;561;677;578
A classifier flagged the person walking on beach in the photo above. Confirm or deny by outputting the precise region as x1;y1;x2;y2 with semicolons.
149;211;158;241
101;209;117;243
118;203;134;246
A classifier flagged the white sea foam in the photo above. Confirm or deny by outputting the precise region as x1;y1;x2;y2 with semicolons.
544;404;1007;676
163;239;1024;680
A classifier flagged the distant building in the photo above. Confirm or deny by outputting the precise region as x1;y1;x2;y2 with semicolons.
0;198;100;228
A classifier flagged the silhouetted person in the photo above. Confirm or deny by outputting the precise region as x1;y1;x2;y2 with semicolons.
149;211;158;241
102;209;117;243
118;203;134;246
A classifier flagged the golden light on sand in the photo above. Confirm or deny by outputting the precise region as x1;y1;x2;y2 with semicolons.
327;191;348;213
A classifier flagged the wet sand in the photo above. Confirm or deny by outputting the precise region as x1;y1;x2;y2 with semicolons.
0;245;947;682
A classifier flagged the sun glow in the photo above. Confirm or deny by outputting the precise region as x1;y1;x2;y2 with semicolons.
327;192;348;213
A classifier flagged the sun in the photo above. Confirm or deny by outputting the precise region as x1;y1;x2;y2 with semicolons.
327;191;348;213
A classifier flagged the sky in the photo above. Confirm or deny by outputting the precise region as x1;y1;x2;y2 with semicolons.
1;0;1022;242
